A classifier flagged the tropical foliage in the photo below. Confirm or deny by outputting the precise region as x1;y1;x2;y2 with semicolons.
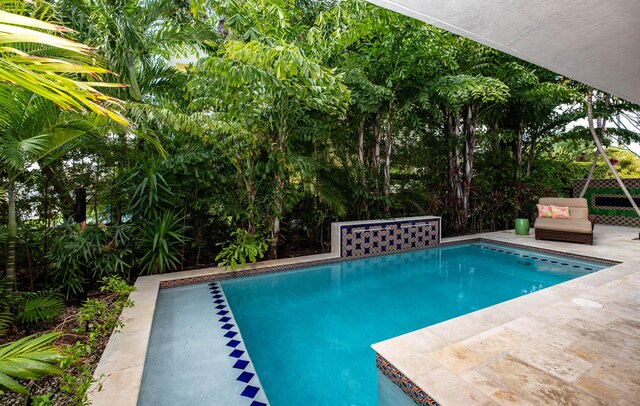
0;0;639;400
0;332;64;395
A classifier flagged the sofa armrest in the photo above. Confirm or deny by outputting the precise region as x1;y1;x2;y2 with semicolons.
588;215;596;230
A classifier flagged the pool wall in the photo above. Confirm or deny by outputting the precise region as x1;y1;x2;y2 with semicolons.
157;236;616;291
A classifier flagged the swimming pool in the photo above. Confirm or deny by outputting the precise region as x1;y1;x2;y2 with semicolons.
139;241;607;405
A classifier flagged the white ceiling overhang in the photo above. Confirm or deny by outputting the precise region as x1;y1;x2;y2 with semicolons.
367;0;640;104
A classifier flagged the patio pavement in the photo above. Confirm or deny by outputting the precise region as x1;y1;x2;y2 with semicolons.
373;224;640;405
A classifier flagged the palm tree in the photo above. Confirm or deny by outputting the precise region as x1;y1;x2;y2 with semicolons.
0;86;108;293
1;2;129;297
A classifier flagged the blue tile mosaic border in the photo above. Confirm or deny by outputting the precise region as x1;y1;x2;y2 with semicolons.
469;242;602;272
208;282;269;406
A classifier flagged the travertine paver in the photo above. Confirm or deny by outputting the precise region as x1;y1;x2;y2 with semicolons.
373;224;640;405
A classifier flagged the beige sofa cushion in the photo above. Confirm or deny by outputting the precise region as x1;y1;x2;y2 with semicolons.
538;197;589;220
539;197;588;207
569;207;589;220
534;217;593;234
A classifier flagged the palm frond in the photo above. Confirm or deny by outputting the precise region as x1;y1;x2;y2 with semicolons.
0;8;128;126
0;332;65;395
15;291;65;325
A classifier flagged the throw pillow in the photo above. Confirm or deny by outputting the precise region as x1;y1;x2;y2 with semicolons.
536;204;553;218
550;205;571;219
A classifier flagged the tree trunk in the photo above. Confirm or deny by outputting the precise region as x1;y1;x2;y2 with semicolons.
579;150;600;198
525;134;538;177
357;118;366;185
269;99;288;259
373;110;382;180
270;175;283;259
586;90;640;217
383;110;393;215
461;105;477;229
446;110;465;231
5;179;17;304
40;163;75;217
245;153;257;236
357;117;368;217
515;122;523;178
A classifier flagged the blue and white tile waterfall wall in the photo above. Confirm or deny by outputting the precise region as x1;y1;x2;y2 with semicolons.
338;217;441;258
209;282;269;406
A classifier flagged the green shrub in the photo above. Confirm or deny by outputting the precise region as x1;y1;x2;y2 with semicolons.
48;220;132;298
59;276;135;404
137;211;187;275
216;229;269;270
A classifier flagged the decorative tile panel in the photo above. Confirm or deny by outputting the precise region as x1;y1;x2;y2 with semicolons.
339;218;441;258
573;178;640;227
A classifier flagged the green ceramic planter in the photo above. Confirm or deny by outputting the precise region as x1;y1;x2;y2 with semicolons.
515;218;530;235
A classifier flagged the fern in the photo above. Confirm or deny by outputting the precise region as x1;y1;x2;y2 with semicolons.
16;292;65;325
0;313;12;337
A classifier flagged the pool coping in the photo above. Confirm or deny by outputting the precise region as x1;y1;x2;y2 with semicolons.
88;227;635;406
372;229;640;405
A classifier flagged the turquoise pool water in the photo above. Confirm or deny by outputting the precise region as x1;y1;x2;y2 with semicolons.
220;242;606;405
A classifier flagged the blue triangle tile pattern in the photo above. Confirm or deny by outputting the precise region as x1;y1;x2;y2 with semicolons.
237;371;254;383
233;359;249;369
241;385;260;398
208;282;269;405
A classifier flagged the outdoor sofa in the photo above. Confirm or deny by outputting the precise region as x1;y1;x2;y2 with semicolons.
534;197;596;245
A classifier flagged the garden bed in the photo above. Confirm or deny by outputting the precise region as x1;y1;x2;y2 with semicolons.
0;281;133;406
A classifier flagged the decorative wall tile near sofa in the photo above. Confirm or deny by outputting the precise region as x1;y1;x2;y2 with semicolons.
573;178;640;227
340;218;440;258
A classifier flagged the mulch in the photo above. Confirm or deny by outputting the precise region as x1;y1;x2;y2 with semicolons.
0;291;116;406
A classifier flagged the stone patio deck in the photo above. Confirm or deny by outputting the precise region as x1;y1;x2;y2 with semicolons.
373;224;640;405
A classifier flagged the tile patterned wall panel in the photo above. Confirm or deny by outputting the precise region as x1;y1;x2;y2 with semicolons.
573;178;640;227
340;218;440;258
